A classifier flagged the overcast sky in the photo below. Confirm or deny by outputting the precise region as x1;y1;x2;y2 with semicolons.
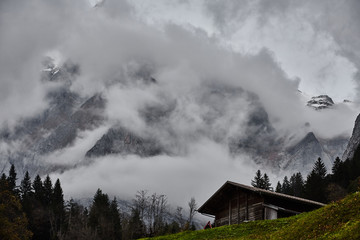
2;0;360;209
129;0;360;102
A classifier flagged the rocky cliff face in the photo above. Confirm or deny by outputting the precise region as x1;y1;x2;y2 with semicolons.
229;101;281;166
319;136;349;161
0;60;104;175
342;113;360;160
35;94;105;155
280;132;347;174
86;127;163;158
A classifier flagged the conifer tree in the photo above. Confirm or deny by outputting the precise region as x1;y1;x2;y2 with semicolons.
20;171;33;199
289;172;304;197
313;157;327;178
251;170;264;188
0;174;8;191
52;178;65;236
327;157;348;201
20;171;34;235
110;197;122;240
89;188;114;239
282;176;291;195
251;170;273;190
52;179;64;208
331;157;346;187
263;173;272;191
275;181;282;193
43;175;53;206
0;173;6;183
305;157;328;203
7;164;17;194
332;157;342;174
32;175;51;240
32;175;44;202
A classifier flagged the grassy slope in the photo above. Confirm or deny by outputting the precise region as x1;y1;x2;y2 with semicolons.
140;192;360;240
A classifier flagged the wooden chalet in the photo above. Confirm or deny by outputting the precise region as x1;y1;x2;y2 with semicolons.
198;181;325;227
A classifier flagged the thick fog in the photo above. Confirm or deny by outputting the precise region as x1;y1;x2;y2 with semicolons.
1;0;360;207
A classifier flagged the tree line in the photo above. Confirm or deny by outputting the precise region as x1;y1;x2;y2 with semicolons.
0;165;197;240
251;153;360;203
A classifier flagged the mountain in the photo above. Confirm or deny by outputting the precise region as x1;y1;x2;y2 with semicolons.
229;94;281;165
282;132;327;170
86;127;163;158
0;58;355;178
342;113;360;160
34;93;105;155
306;95;334;110
0;85;350;177
280;132;348;174
0;61;104;175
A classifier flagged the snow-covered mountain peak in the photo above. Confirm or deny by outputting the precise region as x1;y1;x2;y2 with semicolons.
307;95;334;110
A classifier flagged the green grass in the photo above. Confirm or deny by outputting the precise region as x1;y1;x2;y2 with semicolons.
140;191;360;240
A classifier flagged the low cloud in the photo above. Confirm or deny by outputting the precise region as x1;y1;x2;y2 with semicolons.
51;138;257;207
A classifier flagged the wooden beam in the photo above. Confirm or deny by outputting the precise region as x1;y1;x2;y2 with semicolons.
237;189;240;224
245;192;249;221
229;199;231;225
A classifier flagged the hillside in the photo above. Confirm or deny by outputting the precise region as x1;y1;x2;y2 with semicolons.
141;192;360;240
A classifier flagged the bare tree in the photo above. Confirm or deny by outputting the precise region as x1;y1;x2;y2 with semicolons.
188;197;197;226
175;206;185;229
146;193;168;236
133;190;148;223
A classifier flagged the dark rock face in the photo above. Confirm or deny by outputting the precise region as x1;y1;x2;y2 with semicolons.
0;57;164;175
41;58;80;84
281;132;326;173
287;132;325;166
281;132;348;174
307;95;334;110
2;88;80;145
343;114;360;160
224;89;280;166
288;132;321;156
86;127;163;158
0;91;106;176
319;136;348;161
139;101;176;125
35;94;105;155
0;60;105;175
229;105;280;162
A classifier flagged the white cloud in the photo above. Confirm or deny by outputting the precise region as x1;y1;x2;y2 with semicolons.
203;0;358;102
51;138;257;207
44;125;109;166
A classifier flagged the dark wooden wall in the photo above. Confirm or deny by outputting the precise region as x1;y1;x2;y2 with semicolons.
214;189;264;227
205;184;323;227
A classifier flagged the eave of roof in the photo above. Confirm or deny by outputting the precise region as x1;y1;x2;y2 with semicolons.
198;180;325;214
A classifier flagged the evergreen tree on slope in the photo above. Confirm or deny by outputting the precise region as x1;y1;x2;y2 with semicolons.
305;157;327;203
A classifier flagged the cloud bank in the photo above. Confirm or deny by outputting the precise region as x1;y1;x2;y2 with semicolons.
1;0;360;207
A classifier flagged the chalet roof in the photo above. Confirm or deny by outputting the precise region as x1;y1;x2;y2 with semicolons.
198;181;325;216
